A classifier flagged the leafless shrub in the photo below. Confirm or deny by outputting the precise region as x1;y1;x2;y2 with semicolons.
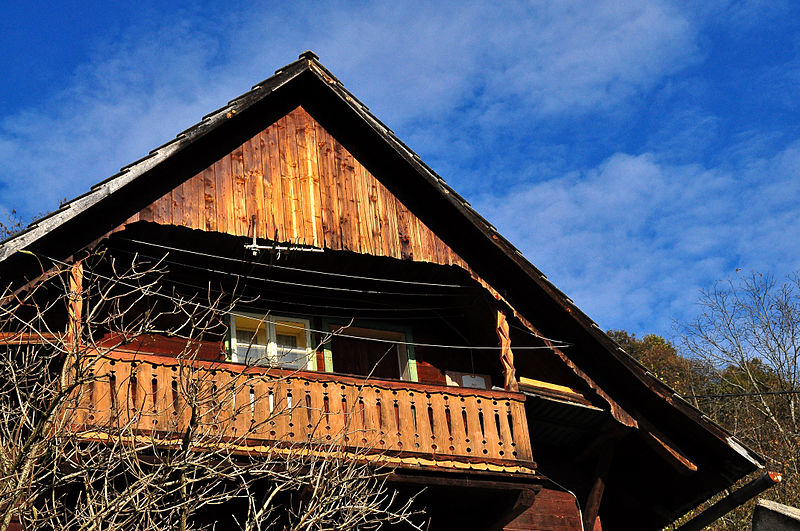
0;252;422;530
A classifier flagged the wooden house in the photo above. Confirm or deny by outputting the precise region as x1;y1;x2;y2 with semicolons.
0;52;769;529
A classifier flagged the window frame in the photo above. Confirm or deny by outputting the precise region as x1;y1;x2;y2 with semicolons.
229;312;314;370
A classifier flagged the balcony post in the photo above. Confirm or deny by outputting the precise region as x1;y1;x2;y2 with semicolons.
67;259;83;354
497;310;519;392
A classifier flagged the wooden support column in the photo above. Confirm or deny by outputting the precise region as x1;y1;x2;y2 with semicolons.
583;445;614;531
66;260;84;353
496;310;519;392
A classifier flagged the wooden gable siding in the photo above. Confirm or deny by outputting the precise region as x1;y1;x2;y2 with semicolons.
127;107;466;268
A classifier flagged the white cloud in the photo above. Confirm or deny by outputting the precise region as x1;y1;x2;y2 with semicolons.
7;0;783;339
475;143;800;335
0;0;702;218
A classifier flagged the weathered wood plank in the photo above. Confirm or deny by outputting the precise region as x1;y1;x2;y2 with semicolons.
276;115;303;244
394;200;414;260
365;174;385;256
231;146;248;236
304;114;325;248
313;121;340;250
152;192;170;225
202;166;217;232
353;161;374;255
256;130;274;239
335;140;357;251
373;181;391;257
216;154;235;235
171;182;185;228
381;187;401;258
263;125;285;242
293;109;321;247
186;177;202;230
243;134;263;239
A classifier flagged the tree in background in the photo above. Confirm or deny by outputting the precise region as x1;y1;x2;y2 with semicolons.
606;329;710;398
0;210;23;240
611;272;800;529
680;272;800;522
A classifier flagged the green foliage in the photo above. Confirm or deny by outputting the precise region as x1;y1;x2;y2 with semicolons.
607;329;709;396
614;272;800;529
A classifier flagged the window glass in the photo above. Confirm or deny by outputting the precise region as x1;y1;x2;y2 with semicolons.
273;320;309;369
231;314;312;370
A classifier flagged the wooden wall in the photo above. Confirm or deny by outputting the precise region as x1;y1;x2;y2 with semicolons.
127;107;467;268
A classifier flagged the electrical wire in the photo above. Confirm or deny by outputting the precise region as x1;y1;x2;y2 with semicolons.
34;252;573;351
159;275;467;315
686;389;800;399
113;245;470;318
112;249;460;298
117;236;568;344
117;237;469;289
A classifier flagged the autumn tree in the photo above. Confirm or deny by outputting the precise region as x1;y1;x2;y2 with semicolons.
679;272;800;514
606;329;710;397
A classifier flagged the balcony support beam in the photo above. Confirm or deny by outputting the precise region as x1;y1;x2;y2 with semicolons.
497;310;519;392
67;259;83;353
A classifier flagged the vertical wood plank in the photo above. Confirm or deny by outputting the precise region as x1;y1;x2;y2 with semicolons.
256;130;274;240
231;147;249;237
339;146;361;252
171;184;184;227
243;135;263;239
183;178;199;230
363;170;385;256
263;125;285;242
313;122;340;250
305;115;325;248
373;182;392;257
395;200;414;260
428;393;453;455
216;155;235;235
293;110;321;247
333;140;352;251
152;194;171;225
510;401;533;461
496;400;515;459
202;166;217;232
481;397;502;459
352;163;374;255
194;174;206;230
381;187;401;259
276;115;304;244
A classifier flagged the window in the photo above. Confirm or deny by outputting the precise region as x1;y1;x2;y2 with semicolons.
322;324;418;382
230;313;313;370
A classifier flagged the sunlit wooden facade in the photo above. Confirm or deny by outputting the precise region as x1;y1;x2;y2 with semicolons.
0;52;768;530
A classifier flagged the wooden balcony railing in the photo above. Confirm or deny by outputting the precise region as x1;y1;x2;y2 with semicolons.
72;352;535;474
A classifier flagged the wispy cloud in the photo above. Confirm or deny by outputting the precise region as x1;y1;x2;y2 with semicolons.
1;0;798;337
0;0;701;216
476;142;800;334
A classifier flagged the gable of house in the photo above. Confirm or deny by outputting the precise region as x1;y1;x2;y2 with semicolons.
126;106;466;268
0;51;768;530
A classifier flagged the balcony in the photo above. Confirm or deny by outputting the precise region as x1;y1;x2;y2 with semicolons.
72;351;535;476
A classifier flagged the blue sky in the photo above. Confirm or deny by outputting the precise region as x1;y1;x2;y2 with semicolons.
1;1;799;338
